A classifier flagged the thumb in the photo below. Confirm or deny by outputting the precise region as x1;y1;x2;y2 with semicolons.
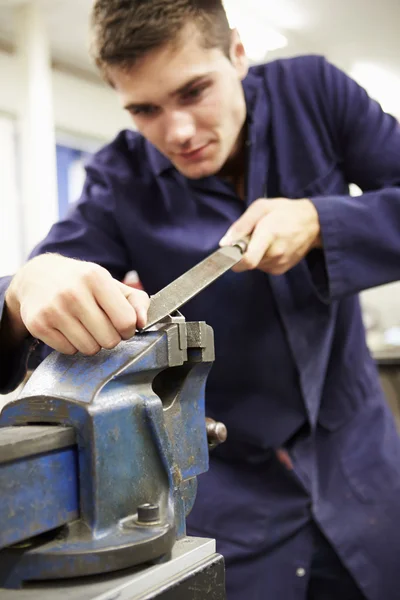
219;200;272;247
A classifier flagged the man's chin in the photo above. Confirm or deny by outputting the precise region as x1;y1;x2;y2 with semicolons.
174;159;222;180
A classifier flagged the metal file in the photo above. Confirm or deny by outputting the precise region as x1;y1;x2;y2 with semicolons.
143;236;250;330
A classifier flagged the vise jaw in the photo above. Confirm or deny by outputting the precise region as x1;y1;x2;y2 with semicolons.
0;317;215;587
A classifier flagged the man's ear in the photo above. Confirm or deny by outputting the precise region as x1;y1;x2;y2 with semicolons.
229;28;249;80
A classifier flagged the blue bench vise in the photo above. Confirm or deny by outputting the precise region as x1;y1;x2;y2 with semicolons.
0;316;225;593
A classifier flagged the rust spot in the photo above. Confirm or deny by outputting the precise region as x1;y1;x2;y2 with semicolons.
171;464;182;485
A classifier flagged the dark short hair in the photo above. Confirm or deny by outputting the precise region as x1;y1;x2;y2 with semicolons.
90;0;232;81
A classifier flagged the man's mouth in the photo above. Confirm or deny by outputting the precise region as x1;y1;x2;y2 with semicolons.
179;143;211;161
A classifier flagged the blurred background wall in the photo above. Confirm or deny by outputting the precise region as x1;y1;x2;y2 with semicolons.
0;0;399;349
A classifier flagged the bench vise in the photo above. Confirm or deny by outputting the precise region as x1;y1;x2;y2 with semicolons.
0;316;225;593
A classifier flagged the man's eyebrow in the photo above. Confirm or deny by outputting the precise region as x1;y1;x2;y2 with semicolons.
123;73;214;111
124;102;153;111
170;74;211;97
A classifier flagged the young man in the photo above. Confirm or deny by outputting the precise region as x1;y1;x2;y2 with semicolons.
1;1;400;598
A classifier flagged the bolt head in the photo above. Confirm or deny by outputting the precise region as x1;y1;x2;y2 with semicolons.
137;503;160;524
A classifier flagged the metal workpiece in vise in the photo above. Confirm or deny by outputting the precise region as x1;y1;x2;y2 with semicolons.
0;315;223;589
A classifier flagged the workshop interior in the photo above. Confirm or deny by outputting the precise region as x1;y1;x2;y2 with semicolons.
0;0;400;598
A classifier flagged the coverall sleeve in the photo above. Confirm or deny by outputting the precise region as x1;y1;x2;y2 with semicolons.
29;160;132;277
0;160;132;394
308;59;400;300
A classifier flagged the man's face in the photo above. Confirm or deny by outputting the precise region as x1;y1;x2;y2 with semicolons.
108;25;248;179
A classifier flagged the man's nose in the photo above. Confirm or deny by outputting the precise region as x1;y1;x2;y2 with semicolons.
165;111;195;147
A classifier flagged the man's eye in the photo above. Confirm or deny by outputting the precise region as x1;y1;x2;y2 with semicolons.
187;88;202;98
131;106;159;116
182;84;208;102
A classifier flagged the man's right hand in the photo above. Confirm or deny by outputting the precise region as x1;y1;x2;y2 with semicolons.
4;254;150;355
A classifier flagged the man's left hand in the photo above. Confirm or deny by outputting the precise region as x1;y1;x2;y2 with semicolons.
220;198;322;275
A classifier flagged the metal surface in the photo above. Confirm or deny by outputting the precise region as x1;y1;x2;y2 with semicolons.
0;425;75;464
0;441;79;550
206;418;228;451
148;553;225;600
0;538;221;600
137;503;161;524
0;318;215;587
151;553;225;600
143;238;249;330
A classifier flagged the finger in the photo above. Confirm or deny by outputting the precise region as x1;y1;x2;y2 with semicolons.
51;313;102;355
91;276;141;339
23;308;79;354
35;329;78;355
116;282;150;330
27;315;95;355
70;293;123;349
256;243;288;275
233;216;274;272
219;199;272;246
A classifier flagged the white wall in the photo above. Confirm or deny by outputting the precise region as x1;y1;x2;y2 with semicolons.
0;50;131;142
0;114;22;275
350;63;400;122
52;68;132;143
0;49;132;276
